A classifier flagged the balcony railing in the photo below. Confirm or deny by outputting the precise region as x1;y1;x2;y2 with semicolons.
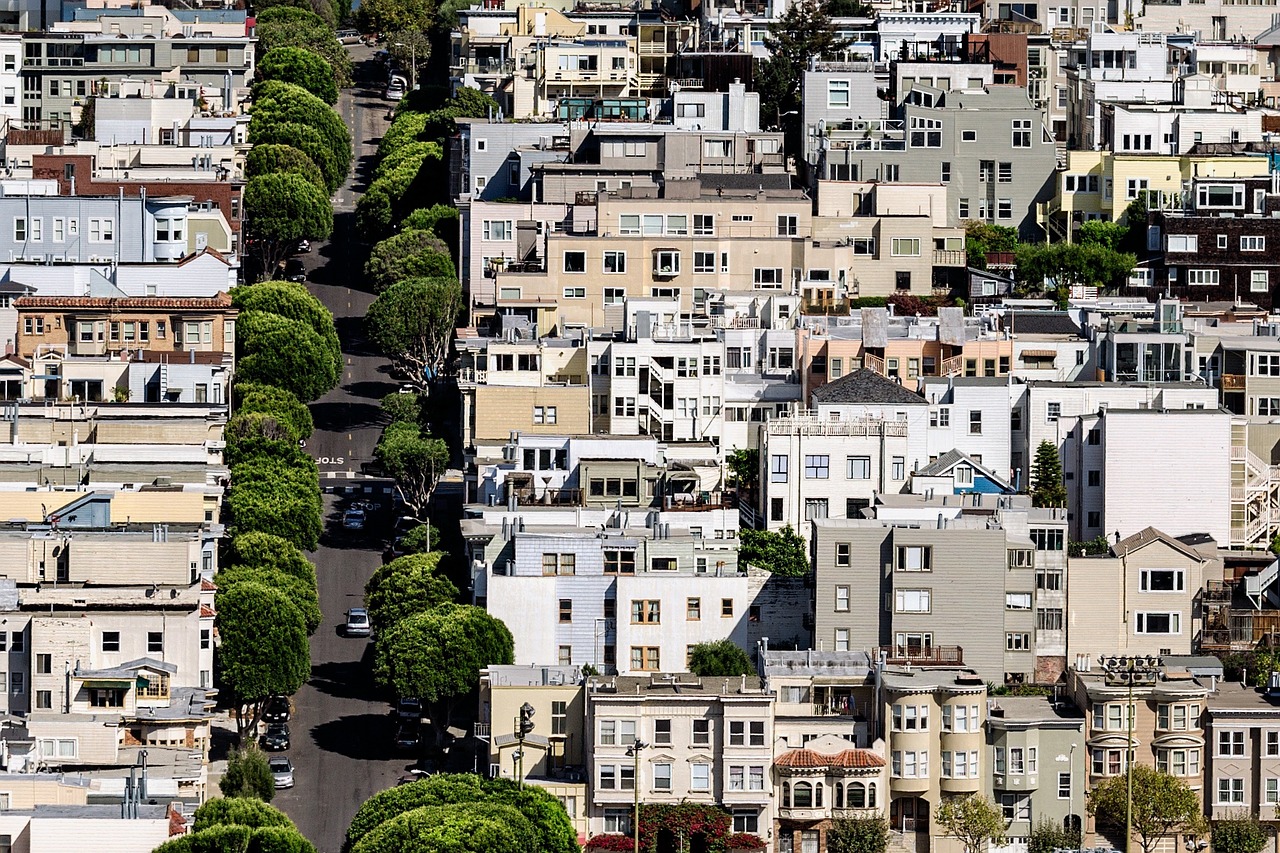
879;645;964;665
1222;374;1246;391
508;487;583;506
933;249;967;267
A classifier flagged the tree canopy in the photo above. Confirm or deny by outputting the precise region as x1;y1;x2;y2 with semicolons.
158;796;316;853
1087;765;1206;853
381;391;422;425
254;7;351;87
688;640;754;677
225;455;323;550
738;526;808;576
234;281;343;381
364;552;458;635
351;802;531;853
357;145;444;241
826;816;888;853
218;562;321;634
250;81;352;191
245;143;326;191
237;310;342;403
344;774;577;853
1212;812;1269;853
244;172;334;273
373;421;450;519
1030;440;1067;508
357;0;434;39
224;411;311;468
373;605;513;736
217;748;276;801
216;582;311;736
364;230;455;292
226;532;318;588
193;798;294;831
1015;241;1136;305
235;382;314;441
365;277;462;390
259;46;338;104
250;121;343;194
935;796;1008;853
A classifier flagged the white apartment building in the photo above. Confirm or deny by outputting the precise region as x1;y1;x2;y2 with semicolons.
465;506;745;674
920;377;1017;482
585;674;775;840
1066;31;1178;151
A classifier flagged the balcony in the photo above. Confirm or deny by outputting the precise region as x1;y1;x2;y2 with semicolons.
778;807;827;821
879;645;964;666
507;487;584;507
933;249;967;267
1221;374;1246;391
453;60;515;76
474;722;491;740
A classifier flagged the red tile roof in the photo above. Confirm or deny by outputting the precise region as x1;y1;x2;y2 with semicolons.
200;605;216;618
775;748;885;769
15;292;233;310
200;578;217;592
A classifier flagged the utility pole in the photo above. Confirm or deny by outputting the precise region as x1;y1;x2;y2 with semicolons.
1101;655;1162;853
626;739;649;853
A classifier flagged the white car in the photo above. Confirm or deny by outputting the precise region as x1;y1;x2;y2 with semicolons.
384;81;405;101
345;608;371;637
269;757;294;789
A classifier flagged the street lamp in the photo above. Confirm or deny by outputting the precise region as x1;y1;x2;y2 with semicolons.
515;702;535;788
1102;655;1162;853
625;739;649;853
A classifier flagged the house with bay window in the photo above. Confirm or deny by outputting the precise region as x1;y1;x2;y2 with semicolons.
773;734;888;853
1206;680;1280;821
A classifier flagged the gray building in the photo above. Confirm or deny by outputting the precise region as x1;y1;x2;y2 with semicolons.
986;695;1087;843
0;192;192;263
804;81;1057;238
20;32;253;131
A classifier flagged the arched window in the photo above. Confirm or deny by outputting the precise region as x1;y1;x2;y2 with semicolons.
867;783;877;808
783;782;791;807
815;783;824;807
849;782;866;808
835;782;844;809
793;781;813;807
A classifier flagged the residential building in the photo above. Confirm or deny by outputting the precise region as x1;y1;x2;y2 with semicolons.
0;803;176;853
1066;528;1216;662
809;84;1057;239
1205;680;1280;822
1066;658;1209;845
465;505;744;674
773;734;888;853
919;376;1017;480
986;695;1088;845
1064;31;1178;152
0;190;199;264
880;667;987;844
585;673;774;839
812;495;1070;685
761;648;877;751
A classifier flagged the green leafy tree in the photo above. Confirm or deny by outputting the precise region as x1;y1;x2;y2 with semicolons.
344;773;577;853
218;747;276;800
758;0;852;152
381;391;422;425
1015;242;1137;305
725;447;758;493
224;411;311;468
374;421;450;520
364;231;455;292
401;204;460;252
258;46;338;104
217;562;321;635
378;110;430;159
251;121;342;194
1027;818;1081;853
365;277;463;389
687;640;754;677
352;802;531;853
255;7;351;86
738;526;809;576
235;383;314;440
233;281;342;381
395;523;439;555
225;532;318;588
383;29;432;85
244;172;334;275
357;145;444;241
935;795;1008;853
1078;220;1128;251
823;0;874;13
237;311;341;403
964;222;1019;269
245;143;325;191
217;583;311;738
363;552;458;634
827;816;889;853
1030;440;1067;508
225;456;323;551
1213;814;1268;853
1087;765;1207;853
155;824;316;853
194;798;294;831
250;81;352;190
357;0;434;38
373;605;513;739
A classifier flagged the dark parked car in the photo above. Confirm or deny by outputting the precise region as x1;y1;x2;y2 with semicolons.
262;695;291;724
397;697;422;721
261;723;290;751
395;723;420;751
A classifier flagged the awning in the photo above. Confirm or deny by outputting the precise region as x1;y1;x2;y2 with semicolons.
78;677;133;686
1019;349;1058;359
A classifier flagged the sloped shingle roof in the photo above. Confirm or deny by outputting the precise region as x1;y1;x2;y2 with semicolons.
811;368;926;406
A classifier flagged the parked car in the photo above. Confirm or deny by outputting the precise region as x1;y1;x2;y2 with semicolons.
280;258;306;283
294;239;311;253
397;696;422;721
395;723;420;751
269;757;295;789
384;80;405;101
345;607;371;637
342;508;367;530
336;29;361;43
262;695;292;724
261;723;290;751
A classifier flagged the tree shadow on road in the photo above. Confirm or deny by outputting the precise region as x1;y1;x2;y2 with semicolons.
309;713;401;761
334;316;378;357
310;400;384;433
311;656;380;701
345;379;398;400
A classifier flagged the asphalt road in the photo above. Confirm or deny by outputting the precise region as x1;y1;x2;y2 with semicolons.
268;47;413;852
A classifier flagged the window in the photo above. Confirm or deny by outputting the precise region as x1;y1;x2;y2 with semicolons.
1218;778;1245;804
654;719;672;745
896;589;931;613
962;129;977;142
969;410;982;434
604;550;635;574
693;215;714;236
1058;772;1071;799
687;597;701;620
998;198;1013;220
88;218;114;243
1000;794;1031;821
653;763;672;791
941;162;951;183
1189;269;1220;286
836;586;850;611
558;599;573;623
1253;271;1269;293
1037;608;1064;630
563;251;586;273
835;628;849;652
1242;235;1266;251
722;598;734;617
753;267;784;287
804;455;829;479
1166;234;1197;252
1219;730;1246;756
533;406;558;424
828;79;850;107
1136;612;1181;634
846;456;871;479
897;546;931;571
1140;569;1185;592
12;218;24;242
735;809;760;833
102;631;120;652
891;238;921;256
1006;593;1032;611
631;600;660;624
693;719;710;745
653;250;680;275
1007;632;1031;650
604;808;630;833
690;763;710;791
630;646;660;671
770;455;788;483
998;162;1013;183
910;116;942;148
776;215;798;237
602;251;626;274
147;632;163;653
